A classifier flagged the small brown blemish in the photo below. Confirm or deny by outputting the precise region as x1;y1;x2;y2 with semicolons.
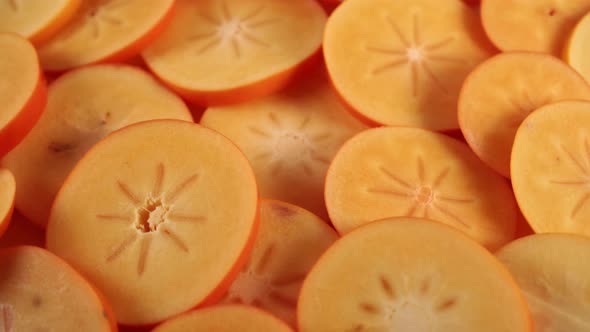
380;275;396;299
359;302;379;315
271;203;296;217
548;8;557;16
436;297;458;312
32;295;42;308
48;142;76;153
419;278;431;295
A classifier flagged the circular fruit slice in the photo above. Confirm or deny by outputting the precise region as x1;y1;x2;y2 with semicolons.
459;52;590;178
298;218;532;332
37;0;175;71
325;127;517;250
46;120;259;325
481;0;590;55
153;305;293;332
512;100;590;236
564;11;590;83
2;64;193;228
497;234;590;331
221;200;338;326
0;33;47;157
0;212;44;249
142;0;326;106
0;169;15;238
323;0;493;131
0;246;117;331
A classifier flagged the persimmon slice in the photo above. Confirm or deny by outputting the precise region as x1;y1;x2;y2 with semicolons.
298;218;531;332
46;120;259;325
512;100;590;236
2;64;192;228
0;246;117;331
481;0;590;55
323;0;493;131
564;11;590;83
497;234;590;331
459;52;590;178
153;305;293;332
37;0;175;71
0;169;15;238
142;0;326;106
325;127;517;250
221;200;338;326
0;212;44;249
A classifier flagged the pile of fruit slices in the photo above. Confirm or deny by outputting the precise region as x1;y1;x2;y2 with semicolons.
1;0;590;331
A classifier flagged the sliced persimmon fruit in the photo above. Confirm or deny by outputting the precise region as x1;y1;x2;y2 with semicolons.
46;120;259;326
0;212;44;249
497;234;590;331
564;11;590;83
459;52;590;178
481;0;590;55
142;0;326;106
323;0;494;131
0;246;117;331
0;169;15;239
0;33;47;158
325;127;517;250
221;200;338;326
2;64;193;228
37;0;175;71
298;218;532;332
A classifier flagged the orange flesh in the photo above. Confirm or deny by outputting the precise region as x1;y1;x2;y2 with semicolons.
298;218;532;332
221;200;338;326
325;127;517;250
459;52;590;178
497;234;590;331
323;0;493;131
564;11;590;83
2;64;192;228
0;212;44;249
46;120;259;325
0;169;15;238
0;246;117;331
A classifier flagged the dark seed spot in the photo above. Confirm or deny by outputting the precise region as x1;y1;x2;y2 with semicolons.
32;295;42;308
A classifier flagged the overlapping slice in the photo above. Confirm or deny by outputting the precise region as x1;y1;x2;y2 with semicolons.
497;234;590;331
459;52;590;178
323;0;493;130
142;0;326;106
0;169;15;239
37;0;175;71
564;11;590;83
2;64;192;228
325;127;517;250
0;212;44;249
298;218;532;332
46;120;259;325
221;200;338;326
0;246;117;331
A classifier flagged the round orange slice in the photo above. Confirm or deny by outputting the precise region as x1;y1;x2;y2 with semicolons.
0;212;44;249
323;0;494;131
497;234;590;331
142;0;326;106
46;120;259;326
0;169;15;239
564;11;590;83
297;218;532;332
37;0;175;71
459;52;590;178
325;127;517;250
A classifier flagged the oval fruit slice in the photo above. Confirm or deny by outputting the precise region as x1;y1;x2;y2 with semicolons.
153;305;293;332
564;11;590;83
512;100;590;236
142;0;326;106
0;246;117;331
459;52;590;178
298;218;532;332
46;120;259;325
37;0;175;71
0;33;47;157
0;169;15;238
221;200;338;326
323;0;493;131
481;0;590;55
497;234;590;331
2;64;192;228
0;212;44;249
325;127;517;250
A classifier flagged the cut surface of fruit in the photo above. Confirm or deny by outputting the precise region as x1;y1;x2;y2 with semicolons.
325;127;517;250
481;0;590;55
564;11;590;83
0;246;117;331
459;52;590;178
2;64;192;228
298;218;531;332
46;120;259;325
512;101;590;236
153;305;293;332
0;169;15;238
37;0;175;71
142;0;326;106
0;212;44;249
323;0;493;130
221;200;338;326
497;234;590;331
